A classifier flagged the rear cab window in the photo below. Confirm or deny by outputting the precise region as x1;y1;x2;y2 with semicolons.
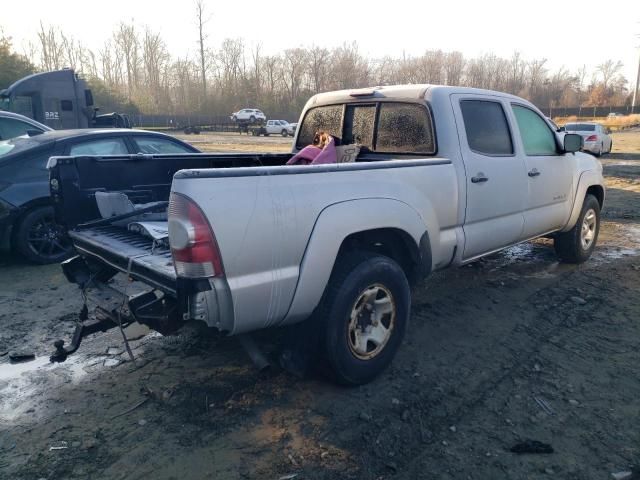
565;123;595;132
296;102;435;155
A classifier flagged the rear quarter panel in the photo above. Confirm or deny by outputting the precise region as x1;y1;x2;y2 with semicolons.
172;160;458;333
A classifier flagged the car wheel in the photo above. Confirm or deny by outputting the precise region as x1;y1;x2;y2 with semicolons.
554;194;600;264
281;130;288;137
594;143;603;157
318;252;410;385
250;115;256;123
14;205;73;264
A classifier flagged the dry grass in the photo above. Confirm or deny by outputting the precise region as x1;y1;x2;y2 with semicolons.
554;114;640;131
175;131;292;153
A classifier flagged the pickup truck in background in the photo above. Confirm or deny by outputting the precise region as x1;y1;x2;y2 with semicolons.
49;84;605;385
246;120;295;137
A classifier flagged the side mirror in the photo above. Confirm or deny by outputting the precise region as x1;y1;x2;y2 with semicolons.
563;133;582;153
559;126;565;132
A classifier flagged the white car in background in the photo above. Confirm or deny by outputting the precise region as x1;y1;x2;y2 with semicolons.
564;122;612;156
230;108;266;124
265;120;295;137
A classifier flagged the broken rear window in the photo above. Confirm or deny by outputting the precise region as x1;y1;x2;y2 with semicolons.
376;103;435;154
296;105;343;147
296;102;436;155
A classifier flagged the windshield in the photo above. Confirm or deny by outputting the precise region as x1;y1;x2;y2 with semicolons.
565;123;596;132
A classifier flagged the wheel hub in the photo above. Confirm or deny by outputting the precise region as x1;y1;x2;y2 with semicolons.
580;208;597;250
348;285;396;360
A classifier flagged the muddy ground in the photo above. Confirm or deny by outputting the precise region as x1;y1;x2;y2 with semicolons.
0;131;639;480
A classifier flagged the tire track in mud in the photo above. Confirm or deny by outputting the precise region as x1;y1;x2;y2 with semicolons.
393;261;639;479
306;249;637;479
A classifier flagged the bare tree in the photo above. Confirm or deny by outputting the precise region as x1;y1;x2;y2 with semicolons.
115;22;139;100
37;22;65;70
195;0;210;99
307;45;330;93
142;27;169;111
250;43;262;101
596;60;623;90
444;51;465;86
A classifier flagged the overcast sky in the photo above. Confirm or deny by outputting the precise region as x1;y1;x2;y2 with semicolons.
3;0;639;85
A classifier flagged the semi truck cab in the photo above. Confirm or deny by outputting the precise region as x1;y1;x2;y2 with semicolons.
0;69;130;130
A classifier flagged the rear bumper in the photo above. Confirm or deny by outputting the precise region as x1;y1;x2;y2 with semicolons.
67;226;235;332
582;141;600;153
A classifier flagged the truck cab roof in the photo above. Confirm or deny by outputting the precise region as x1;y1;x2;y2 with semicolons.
307;84;526;106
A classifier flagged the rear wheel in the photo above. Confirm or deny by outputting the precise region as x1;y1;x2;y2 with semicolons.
318;253;410;385
554;194;600;263
595;143;603;157
14;206;72;264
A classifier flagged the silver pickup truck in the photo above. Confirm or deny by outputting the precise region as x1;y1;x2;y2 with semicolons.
50;85;605;385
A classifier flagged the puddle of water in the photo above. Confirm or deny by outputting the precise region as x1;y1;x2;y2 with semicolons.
0;357;51;382
598;247;640;260
0;354;96;423
0;354;90;383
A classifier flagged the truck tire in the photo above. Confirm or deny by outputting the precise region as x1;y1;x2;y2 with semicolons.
319;252;410;385
14;205;73;264
554;194;600;264
281;129;288;137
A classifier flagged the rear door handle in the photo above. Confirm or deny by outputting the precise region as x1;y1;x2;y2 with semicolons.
471;175;489;183
528;169;541;177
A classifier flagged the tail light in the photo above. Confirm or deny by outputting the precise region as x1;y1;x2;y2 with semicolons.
586;135;598;142
168;192;224;278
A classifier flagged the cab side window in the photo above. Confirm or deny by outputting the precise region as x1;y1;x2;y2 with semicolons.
69;138;128;155
0;118;41;140
460;100;513;155
133;137;193;154
512;105;557;156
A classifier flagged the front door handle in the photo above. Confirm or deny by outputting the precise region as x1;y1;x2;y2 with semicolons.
471;174;489;183
528;169;541;177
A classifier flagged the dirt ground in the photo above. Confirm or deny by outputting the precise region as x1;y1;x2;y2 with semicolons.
174;131;293;153
1;130;639;480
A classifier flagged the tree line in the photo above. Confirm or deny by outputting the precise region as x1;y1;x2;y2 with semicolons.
0;10;631;120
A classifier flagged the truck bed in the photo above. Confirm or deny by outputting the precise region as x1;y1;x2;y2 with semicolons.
50;152;293;228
